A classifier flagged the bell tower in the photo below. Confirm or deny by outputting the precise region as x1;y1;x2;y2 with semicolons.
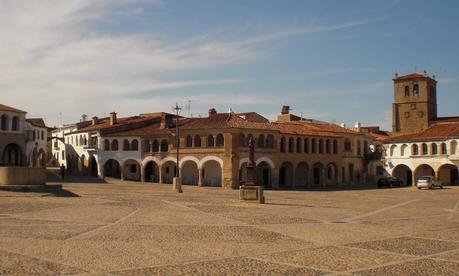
392;72;437;133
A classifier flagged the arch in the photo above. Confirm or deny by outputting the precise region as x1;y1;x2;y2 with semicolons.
311;138;317;153
450;140;457;155
199;155;224;169
89;156;98;177
326;163;338;186
258;135;265;148
141;156;161;167
266;135;274;149
414;164;435;184
333;140;338;154
280;137;286;153
123;139;130;151
194;135;202;147
246;134;254;147
1;114;9;130
161;160;176;184
441;143;447;154
123;159;141;181
216;134;224;147
296;138;302;153
181;160;199;185
202;160;222;187
255;157;275;169
318;139;324;154
295;162;309;187
104;159;121;178
131;139;139;151
185;135;193;148
326;139;331;154
144;161;160;183
413;83;419;96
431;143;438;155
392;164;412;186
400;144;408;156
160;156;177;166
411;144;419;155
438;164;459;185
312;162;324;187
2;143;23;166
256;161;272;187
288;137;294;153
207;135;215;147
421;143;428;155
239;133;245;147
160;139;168;152
279;162;294;188
111;140;119;151
179;156;200;169
152;140;159;152
12;116;19;131
304;138;309;153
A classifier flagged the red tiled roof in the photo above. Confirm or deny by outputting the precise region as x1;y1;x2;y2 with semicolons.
369;132;390;141
431;116;459;123
26;118;46;128
384;122;459;143
72;115;162;134
0;104;26;113
393;72;435;81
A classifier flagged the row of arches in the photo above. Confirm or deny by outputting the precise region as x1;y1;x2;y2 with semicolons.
390;141;457;157
280;137;339;155
185;134;224;148
392;163;459;186
66;135;88;147
239;134;275;149
0;115;20;131
1;143;23;166
104;139;139;151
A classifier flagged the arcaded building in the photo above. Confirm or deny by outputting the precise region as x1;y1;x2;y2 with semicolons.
383;72;459;185
52;106;376;189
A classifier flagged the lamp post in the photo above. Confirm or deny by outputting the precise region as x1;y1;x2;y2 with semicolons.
172;102;182;193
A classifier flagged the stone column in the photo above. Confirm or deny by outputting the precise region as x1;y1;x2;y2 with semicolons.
411;170;416;186
198;168;203;187
158;165;163;184
272;169;279;189
140;165;145;182
292;167;296;189
149;140;153;153
120;164;125;181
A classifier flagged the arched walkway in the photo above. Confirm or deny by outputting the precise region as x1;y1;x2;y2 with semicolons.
392;164;412;186
89;156;98;177
256;161;271;188
2;143;23;166
123;159;141;181
326;163;338;186
279;162;294;188
144;161;159;183
161;160;176;184
294;162;309;187
202;160;222;187
181;160;199;185
414;164;435;184
104;159;121;178
438;164;459;185
312;163;324;187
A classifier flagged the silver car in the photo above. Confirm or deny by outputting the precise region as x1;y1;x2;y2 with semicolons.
416;176;443;190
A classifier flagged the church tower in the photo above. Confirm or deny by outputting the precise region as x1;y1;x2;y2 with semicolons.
392;72;437;133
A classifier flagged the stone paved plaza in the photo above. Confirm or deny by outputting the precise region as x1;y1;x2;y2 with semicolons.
0;178;458;275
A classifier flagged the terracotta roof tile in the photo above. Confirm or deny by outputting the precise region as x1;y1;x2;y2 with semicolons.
385;122;459;143
0;103;26;113
393;72;435;81
26;118;46;128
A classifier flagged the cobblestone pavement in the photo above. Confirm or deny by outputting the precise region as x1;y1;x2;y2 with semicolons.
0;179;458;275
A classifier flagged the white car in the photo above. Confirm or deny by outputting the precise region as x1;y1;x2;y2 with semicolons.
416;176;443;190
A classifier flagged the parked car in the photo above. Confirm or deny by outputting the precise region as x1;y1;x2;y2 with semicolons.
378;176;403;188
416;176;443;190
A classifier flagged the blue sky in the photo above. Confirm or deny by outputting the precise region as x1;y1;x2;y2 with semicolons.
1;0;458;129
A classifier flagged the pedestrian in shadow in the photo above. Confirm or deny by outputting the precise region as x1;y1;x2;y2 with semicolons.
60;164;66;180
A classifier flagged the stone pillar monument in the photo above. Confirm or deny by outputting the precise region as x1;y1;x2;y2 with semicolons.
239;138;265;203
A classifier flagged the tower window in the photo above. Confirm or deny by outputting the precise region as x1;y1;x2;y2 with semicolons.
410;103;416;110
404;112;410;118
404;85;409;96
413;84;419;96
418;111;424;118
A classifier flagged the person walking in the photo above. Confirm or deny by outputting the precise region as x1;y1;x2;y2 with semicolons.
60;164;66;180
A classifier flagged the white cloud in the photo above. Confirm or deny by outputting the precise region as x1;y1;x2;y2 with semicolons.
0;0;366;126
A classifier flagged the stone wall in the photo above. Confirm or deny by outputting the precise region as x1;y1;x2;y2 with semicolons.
0;167;46;185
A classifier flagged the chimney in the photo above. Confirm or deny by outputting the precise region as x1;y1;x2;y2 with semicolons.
281;105;290;115
354;121;361;130
92;116;99;126
81;114;88;122
341;123;346;128
110;112;117;126
208;108;217;117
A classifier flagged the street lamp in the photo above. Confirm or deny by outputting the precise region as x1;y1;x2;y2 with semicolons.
172;102;182;193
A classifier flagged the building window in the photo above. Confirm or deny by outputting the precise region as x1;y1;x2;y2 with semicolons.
413;83;419;96
280;137;286;153
422;143;428;155
123;139;130;151
257;135;265;148
312;139;317;154
194;135;201;147
318;139;324;154
410;103;416;110
288;138;294;153
1;114;8;130
12;116;19;131
357;140;361;156
344;139;351;152
296;138;302;153
412;144;419;155
239;133;245;147
131;139;139;151
152;140;159;152
111;140;119;151
441;143;447;154
216;134;224;147
325;139;331;154
404;112;410;118
333;140;338;154
266;135;274;149
185;135;193;148
160;140;168;152
431;143;438;155
207;135;215;147
405;85;409;96
104;139;110;151
304;138;309;153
